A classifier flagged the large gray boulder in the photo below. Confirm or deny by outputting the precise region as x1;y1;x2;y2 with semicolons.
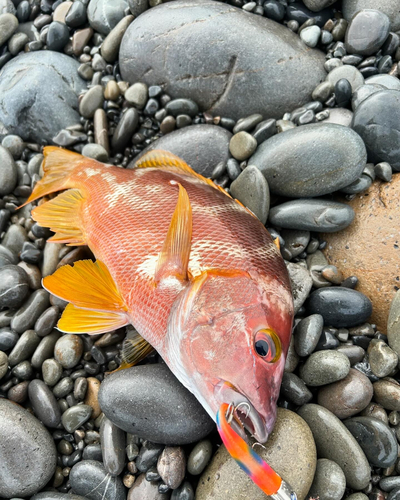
342;0;400;31
119;0;326;121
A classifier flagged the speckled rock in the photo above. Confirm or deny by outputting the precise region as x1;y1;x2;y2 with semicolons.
87;0;128;35
300;350;351;386
342;0;400;31
196;408;316;500
54;334;83;369
308;459;346;500
119;0;326;121
69;460;125;500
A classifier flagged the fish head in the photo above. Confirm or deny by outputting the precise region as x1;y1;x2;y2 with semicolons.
166;268;293;443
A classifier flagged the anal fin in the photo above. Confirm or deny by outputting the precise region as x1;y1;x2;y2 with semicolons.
117;326;154;370
58;304;128;334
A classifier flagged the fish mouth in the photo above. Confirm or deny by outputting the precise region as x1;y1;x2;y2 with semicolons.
214;381;269;443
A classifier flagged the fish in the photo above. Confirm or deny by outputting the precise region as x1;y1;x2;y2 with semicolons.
24;146;294;493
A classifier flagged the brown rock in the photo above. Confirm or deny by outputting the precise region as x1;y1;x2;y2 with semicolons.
317;368;373;419
53;1;72;23
72;27;93;57
84;377;101;418
323;175;400;332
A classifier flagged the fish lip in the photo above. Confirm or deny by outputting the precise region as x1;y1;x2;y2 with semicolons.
214;381;269;443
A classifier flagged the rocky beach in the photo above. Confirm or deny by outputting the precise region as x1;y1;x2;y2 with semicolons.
0;0;400;499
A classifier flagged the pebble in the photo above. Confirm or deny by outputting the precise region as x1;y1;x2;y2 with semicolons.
281;372;313;405
308;459;346;500
0;145;17;195
300;25;321;47
34;306;60;337
72;27;93;56
365;74;400;90
8;31;28;55
317;368;373;418
269;199;355;232
229;131;258;161
326;65;365;92
307;287;373;328
300;350;350;386
28;379;61;428
298;404;371;489
127;473;169;499
65;1;86;28
345;9;391;56
0;398;57;497
233;114;263;134
0;350;7;379
250;123;366;197
0;327;18;351
171;481;195;500
0;13;18;46
0;264;29;308
157;446;186;489
380;477;400;492
286;262;313;314
84;376;102;418
52;376;74;398
281;229;310;259
46;21;70;52
187;439;213;475
79;85;105;119
61;404;93;433
8;328;40;366
229;165;270;224
368;339;398;378
87;0;128;35
323;107;353;127
312;81;334;102
373;378;400;410
42;358;63;386
294;314;324;356
196;408;316;500
101;417;126;476
166;98;199;118
98;364;214;444
70;460;126;500
388;291;400;356
82;143;109;162
101;15;134;63
351;83;385;110
112;107;139;152
54;334;83;369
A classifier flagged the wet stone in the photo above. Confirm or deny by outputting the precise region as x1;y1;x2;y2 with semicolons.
0;327;18;351
373;378;400;410
53;376;74;398
252;118;277;144
112;108;139;152
70;460;125;500
187;439;213;476
101;15;134;63
229;132;258;161
42;358;63;386
308;458;346;500
46;21;70;51
136;441;164;472
286;262;313;314
101;416;126;476
171;481;195;500
281;372;313;405
294;314;324;357
54;334;83;369
335;78;352;107
157;446;186;489
326;65;364;92
345;10;390;56
28;379;61;428
31;330;61;370
65;0;87;28
0;265;29;309
233;114;263;134
281;230;310;260
166;98;199;118
300;350;351;386
8;328;40;366
380;477;400;492
0;350;7;379
61;404;93;433
34;306;59;337
344;416;398;467
368;340;398;378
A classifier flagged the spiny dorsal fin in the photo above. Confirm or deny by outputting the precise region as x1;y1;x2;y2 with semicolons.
22;146;86;206
155;182;192;284
31;189;86;246
58;304;129;334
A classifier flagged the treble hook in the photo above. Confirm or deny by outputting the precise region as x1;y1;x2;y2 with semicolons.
235;401;251;419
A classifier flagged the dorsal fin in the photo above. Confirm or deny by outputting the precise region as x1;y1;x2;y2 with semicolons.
31;189;86;246
155;182;192;283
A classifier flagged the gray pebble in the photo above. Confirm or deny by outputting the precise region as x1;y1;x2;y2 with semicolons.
294;314;324;357
368;339;398;378
54;334;83;369
308;458;346;500
373;378;400;410
29;379;61;428
345;10;390;56
42;358;63;386
46;21;69;52
166;98;199;118
0;13;18;46
112;107;139;152
300;25;321;47
323;107;353;127
8;329;40;366
286;262;313;314
2;224;27;255
365;74;400;90
280;372;313;405
34;306;59;337
300;350;351;386
326;65;365;92
0;264;29;308
61;404;93;433
11;289;49;334
83;443;103;461
229;131;257;161
53;376;74;398
124;82;148;109
351;83;385;110
312;81;334;102
388;290;400;356
0;327;18;351
0;350;7;379
252;118;277;144
380;476;400;492
281;230;310;259
2;135;24;160
42;242;63;278
87;0;128;35
233;114;263;134
101;416;126;476
128;0;148;16
79;85;104;119
70;460;125;500
375;161;393;182
101;15;134;63
31;330;61;370
82;143;109;162
187;440;213;476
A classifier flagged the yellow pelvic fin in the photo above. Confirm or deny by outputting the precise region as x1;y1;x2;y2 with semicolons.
273;237;280;251
43;259;127;313
155;183;192;283
31;189;86;246
22;146;86;206
117;327;154;370
58;304;129;334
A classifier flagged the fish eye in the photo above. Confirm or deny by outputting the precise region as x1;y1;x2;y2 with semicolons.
254;329;281;363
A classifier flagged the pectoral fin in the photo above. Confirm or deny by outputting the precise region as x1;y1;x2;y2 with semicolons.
155;183;192;283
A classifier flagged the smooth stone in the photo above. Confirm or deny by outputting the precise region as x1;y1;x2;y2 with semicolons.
326;65;364;92
281;372;313;405
318;368;373;418
128;0;148;17
335;78;352;107
32;494;88;500
351;83;385;110
343;0;400;31
233;114;263;134
8;329;40;366
127;473;169;499
187;439;213;475
101;14;134;63
157;446;186;489
286;262;313;314
0;399;57;497
46;21;70;51
307;288;372;328
0;52;86;143
286;1;334;26
119;0;327;121
229;165;270;224
308;459;346;500
2;223;27;254
298;404;371;489
281;229;310;259
98;364;214;445
249;123;366;198
0;13;18;46
294;314;324;356
352;90;400;170
112;107;139;152
83;443;103;461
61;404;93;433
300;350;350;386
34;306;60;338
70;460;125;500
65;1;87;28
84;376;102;418
11;289;49;334
82;143;109;162
300;25;321;47
131;125;232;178
323;107;353;127
54;334;83;369
0;244;17;267
373;378;400;410
0;264;29;308
79;85;104;119
303;0;336;11
124;82;148;108
7;31;28;55
345;495;369;500
369;340;398;378
252;118;277;144
42;358;63;386
365;74;400;90
28;379;61;428
345;10;390;56
166;98;199;118
336;345;365;365
0;350;7;379
388;291;400;357
229;131;257;161
312;81;334;102
0;327;18;351
0;0;15;14
196;408;316;500
0;145;17;195
53;376;74;398
380;477;400;492
87;0;128;35
269;199;355;232
100;417;126;476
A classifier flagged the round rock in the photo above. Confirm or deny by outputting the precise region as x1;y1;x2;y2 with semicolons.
308;459;346;500
373;378;400;410
70;460;125;500
342;0;400;31
28;379;61;428
119;0;327;121
249;123;366;198
0;398;57;497
54;334;83;369
87;0;128;35
0;145;17;195
300;350;351;386
345;10;390;56
0;264;29;308
187;439;213;475
98;363;215;445
196;408;316;500
0;52;86;143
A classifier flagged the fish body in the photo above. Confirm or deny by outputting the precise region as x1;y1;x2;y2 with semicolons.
27;147;294;442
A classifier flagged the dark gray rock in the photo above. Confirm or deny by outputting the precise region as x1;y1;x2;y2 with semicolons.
65;1;87;28
54;334;83;369
343;0;400;31
249;123;366;198
365;74;400;90
70;460;125;500
0;398;57;497
0;145;17;195
99;363;214;445
46;21;70;51
128;0;148;17
300;350;351;386
8;329;41;366
0;52;86;143
294;314;324;357
0;327;18;351
61;404;93;433
10;289;50;333
345;10;390;56
112;107;139;152
87;0;129;35
352;90;400;171
351;83;385;110
307;288;373;328
344;416;398;467
0;264;29;308
308;459;346;500
269;199;355;232
286;262;313;314
28;379;61;428
187;439;213;476
101;417;126;476
281;229;310;259
119;0;326;121
131;125;232;178
326;65;364;92
281;372;313;405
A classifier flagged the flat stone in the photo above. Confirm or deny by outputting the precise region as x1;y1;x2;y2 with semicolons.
345;10;390;56
119;0;327;121
294;314;324;356
298;404;371;489
0;52;86;143
87;0;129;35
326;65;364;92
0;13;18;46
249;123;366;198
61;404;93;433
131;125;232;178
70;460;125;500
196;408;316;500
287;262;313;314
79;85;104;119
308;459;346;500
0;398;57;497
343;0;400;31
300;350;351;386
98;363;214;445
317;368;373;418
229;165;270;224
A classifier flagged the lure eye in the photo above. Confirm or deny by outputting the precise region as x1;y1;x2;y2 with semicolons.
254;329;281;362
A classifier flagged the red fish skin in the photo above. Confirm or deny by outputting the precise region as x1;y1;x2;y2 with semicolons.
40;156;294;438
